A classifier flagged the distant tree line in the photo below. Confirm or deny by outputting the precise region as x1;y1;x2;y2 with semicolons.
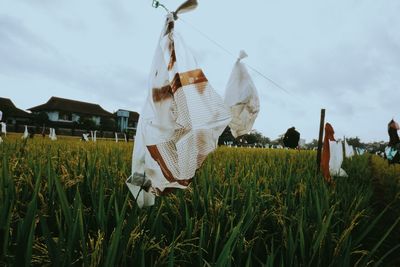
218;127;388;152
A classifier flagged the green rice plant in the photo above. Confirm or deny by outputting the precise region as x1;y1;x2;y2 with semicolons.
0;136;399;266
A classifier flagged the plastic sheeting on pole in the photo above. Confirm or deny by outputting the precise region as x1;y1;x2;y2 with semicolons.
22;125;29;139
344;139;354;158
321;123;348;182
83;133;89;142
356;148;365;155
385;146;397;161
224;50;260;138
49;128;57;141
1;122;6;136
298;138;306;148
321;123;335;183
329;141;348;177
127;12;231;208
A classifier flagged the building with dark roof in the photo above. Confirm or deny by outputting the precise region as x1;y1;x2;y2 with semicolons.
0;97;32;124
115;109;139;132
28;96;114;126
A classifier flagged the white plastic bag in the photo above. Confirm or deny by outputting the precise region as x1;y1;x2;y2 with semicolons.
22;125;29;139
329;141;348;177
298;138;306;148
1;122;6;135
224;50;260;138
385;146;397;161
356;148;365;155
127;13;231;208
49;128;57;141
83;133;89;142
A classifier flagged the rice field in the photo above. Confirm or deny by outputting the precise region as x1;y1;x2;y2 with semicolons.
0;136;399;266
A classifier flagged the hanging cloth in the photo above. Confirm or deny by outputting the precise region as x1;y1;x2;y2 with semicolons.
356;147;365;155
127;9;231;208
321;123;335;183
321;123;348;182
1;122;6;135
50;128;57;141
385;146;397;161
298;138;306;148
22;125;29;139
52;128;57;140
344;139;354;158
83;133;89;142
329;141;348;177
224;50;260;138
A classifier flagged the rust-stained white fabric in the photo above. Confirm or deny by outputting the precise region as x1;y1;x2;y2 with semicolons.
224;50;260;138
329;141;348;177
393;121;400;130
127;13;231;208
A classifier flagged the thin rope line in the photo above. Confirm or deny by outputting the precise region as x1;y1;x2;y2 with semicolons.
150;1;292;96
179;17;291;95
180;18;236;58
245;65;291;95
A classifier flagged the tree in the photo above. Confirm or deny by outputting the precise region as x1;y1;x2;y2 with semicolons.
242;130;271;145
218;127;235;145
346;137;365;148
270;134;284;146
305;139;319;149
79;117;97;130
218;127;271;146
101;117;116;131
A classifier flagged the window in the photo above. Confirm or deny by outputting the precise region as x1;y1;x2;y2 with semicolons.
59;112;72;121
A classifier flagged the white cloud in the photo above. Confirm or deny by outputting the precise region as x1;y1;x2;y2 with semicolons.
0;0;399;142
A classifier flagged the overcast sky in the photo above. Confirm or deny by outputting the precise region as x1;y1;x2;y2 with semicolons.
1;0;399;142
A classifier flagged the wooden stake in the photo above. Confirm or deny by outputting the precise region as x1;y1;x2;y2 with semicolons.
316;109;325;172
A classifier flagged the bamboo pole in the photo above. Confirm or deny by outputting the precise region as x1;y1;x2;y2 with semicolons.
316;109;325;172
